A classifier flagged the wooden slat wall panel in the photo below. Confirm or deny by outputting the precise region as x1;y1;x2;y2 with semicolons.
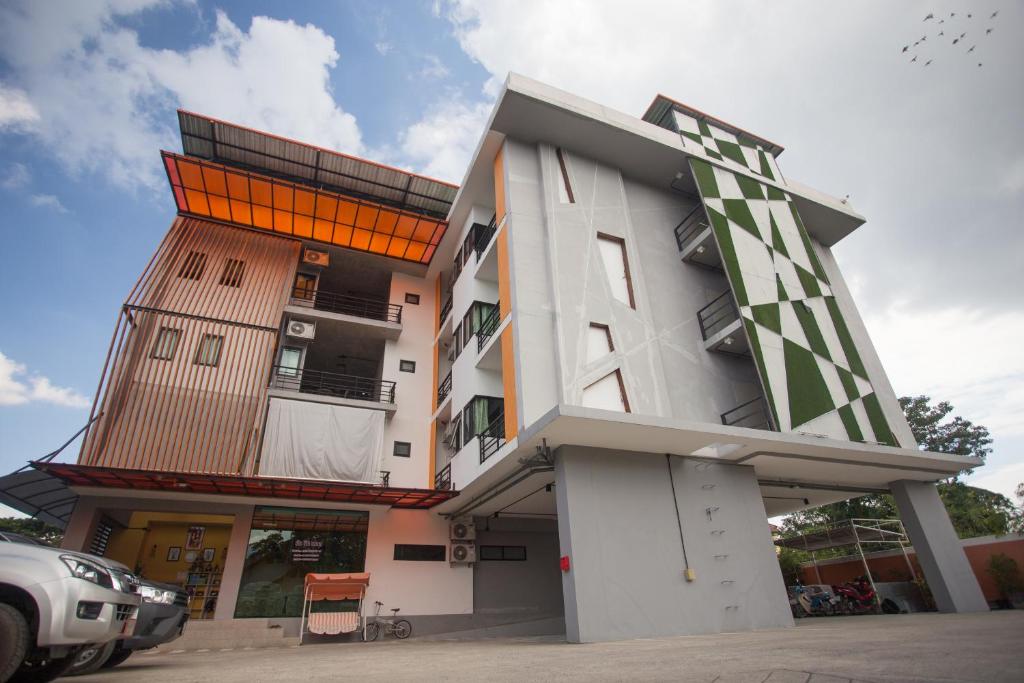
80;217;299;474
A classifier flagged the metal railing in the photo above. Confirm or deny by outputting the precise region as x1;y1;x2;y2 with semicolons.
697;291;740;341
476;305;501;353
721;395;773;431
674;206;710;253
435;463;452;491
474;214;498;256
439;295;453;325
380;470;390;487
479;413;506;463
437;369;452;405
271;365;396;404
291;287;402;324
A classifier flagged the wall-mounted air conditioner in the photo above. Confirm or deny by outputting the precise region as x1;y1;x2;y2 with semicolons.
450;542;476;565
302;249;330;267
286;319;316;340
450;521;475;542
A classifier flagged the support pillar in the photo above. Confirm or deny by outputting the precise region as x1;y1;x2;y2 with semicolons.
213;505;255;620
890;480;988;613
60;496;100;552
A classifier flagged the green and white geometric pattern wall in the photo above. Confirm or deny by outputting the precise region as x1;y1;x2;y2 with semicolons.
673;110;782;183
689;157;896;446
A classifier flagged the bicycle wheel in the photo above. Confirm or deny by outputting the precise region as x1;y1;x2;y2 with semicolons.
392;620;412;639
365;622;380;642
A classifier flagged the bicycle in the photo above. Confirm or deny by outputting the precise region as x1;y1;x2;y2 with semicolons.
364;600;411;641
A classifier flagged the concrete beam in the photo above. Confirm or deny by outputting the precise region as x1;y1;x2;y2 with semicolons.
890;480;988;613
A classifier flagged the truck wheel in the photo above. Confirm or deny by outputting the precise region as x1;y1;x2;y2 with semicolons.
0;603;30;683
8;652;77;683
63;641;116;677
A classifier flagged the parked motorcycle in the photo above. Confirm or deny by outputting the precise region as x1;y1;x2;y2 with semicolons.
831;576;877;614
791;581;839;617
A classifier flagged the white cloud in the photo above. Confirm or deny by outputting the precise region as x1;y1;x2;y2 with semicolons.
0;3;363;191
0;351;90;409
375;41;393;56
0;83;40;129
28;193;69;213
399;96;491;183
863;302;1024;440
964;460;1024;502
419;54;450;80
0;163;31;190
999;156;1024;196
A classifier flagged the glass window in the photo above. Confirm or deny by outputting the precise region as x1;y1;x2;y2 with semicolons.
393;544;445;561
404;293;420;305
219;258;246;287
399;360;416;373
293;273;317;301
278;347;302;377
151;327;181;360
194;334;224;367
235;507;369;619
462;396;504;446
178;251;207;280
479;545;527;561
596;234;635;308
393;441;411;457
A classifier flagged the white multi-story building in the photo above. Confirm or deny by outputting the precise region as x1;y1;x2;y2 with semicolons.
1;74;988;642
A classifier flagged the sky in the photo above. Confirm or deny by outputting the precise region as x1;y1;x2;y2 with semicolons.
0;0;1021;516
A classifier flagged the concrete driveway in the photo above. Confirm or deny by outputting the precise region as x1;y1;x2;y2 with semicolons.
80;611;1024;683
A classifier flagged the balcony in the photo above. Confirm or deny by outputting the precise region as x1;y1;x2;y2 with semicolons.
476;304;502;354
473;214;498;257
675;207;721;270
697;291;748;356
721;395;773;431
439;294;453;326
437;369;452;406
479;412;506;464
287;288;401;341
434;462;452;491
270;365;396;410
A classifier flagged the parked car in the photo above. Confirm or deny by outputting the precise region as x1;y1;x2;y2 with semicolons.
65;577;189;676
0;538;140;682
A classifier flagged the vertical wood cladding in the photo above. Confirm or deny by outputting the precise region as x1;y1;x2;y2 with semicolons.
80;217;299;474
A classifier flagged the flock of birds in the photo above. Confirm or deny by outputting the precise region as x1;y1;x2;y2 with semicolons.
902;10;1000;67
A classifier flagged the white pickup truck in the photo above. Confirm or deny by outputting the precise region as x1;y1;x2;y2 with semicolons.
0;535;141;683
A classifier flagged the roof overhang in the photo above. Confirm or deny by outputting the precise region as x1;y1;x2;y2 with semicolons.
642;93;785;157
0;463;458;528
162;152;446;265
436;404;979;518
178;110;457;219
441;73;865;262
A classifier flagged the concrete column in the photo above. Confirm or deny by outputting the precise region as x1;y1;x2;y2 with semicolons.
555;446;791;642
60;496;100;551
890;480;988;613
214;505;255;620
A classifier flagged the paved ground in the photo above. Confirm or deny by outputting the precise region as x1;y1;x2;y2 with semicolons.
80;611;1024;682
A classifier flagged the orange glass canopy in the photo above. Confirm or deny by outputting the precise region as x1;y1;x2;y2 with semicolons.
162;151;445;264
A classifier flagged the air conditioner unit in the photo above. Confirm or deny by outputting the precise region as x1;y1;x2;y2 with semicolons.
450;521;475;542
450;542;475;565
286;319;316;340
302;249;330;267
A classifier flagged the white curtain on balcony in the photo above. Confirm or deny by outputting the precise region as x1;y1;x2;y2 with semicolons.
259;398;385;484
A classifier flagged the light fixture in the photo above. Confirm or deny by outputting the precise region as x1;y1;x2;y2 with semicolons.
695;245;706;254
723;336;734;345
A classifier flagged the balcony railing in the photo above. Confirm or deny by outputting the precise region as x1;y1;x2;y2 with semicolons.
474;214;498;256
292;287;402;324
434;463;452;491
271;365;396;404
674;206;710;253
479;413;506;464
437;369;452;405
697;291;740;341
440;295;453;325
476;305;501;353
721;396;773;431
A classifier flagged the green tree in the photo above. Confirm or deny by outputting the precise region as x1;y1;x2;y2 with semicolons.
781;396;1011;539
0;516;64;545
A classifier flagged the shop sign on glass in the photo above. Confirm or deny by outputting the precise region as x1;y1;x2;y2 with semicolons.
292;536;324;562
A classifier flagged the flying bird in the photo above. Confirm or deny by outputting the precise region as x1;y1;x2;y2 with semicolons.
939;19;945;24
978;62;983;67
986;28;993;34
939;31;944;36
967;14;972;19
991;11;998;19
968;45;975;53
925;60;932;66
953;38;960;45
902;45;909;52
914;40;920;46
924;13;934;21
921;35;927;42
911;55;918;62
960;32;966;39
950;12;955;17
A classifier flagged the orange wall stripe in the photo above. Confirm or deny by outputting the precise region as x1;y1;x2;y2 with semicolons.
500;326;518;441
493;144;506;225
496;227;512;320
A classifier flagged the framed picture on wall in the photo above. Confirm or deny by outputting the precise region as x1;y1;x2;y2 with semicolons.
167;547;181;562
185;525;206;551
202;548;216;562
184;550;198;564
